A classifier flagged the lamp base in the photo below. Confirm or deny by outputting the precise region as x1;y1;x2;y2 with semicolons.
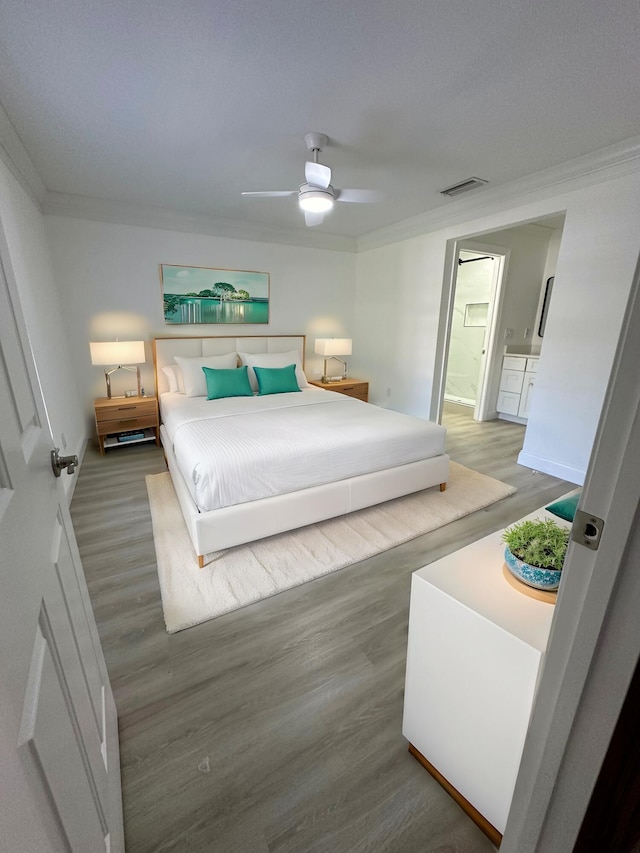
105;364;141;399
322;357;347;384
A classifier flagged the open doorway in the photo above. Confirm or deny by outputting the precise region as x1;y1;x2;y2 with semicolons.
442;243;508;422
432;215;566;429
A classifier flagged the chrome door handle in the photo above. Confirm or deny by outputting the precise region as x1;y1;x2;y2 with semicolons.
51;447;78;477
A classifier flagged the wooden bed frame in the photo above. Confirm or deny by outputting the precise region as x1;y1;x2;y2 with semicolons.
153;335;449;567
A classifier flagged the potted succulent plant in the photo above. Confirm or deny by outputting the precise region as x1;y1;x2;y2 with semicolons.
502;517;570;591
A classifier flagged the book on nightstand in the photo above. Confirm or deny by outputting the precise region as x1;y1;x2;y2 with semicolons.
117;431;145;442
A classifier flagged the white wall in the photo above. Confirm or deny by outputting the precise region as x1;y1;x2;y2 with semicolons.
355;171;640;482
355;222;552;415
0;159;85;494
355;235;447;417
519;177;640;481
45;217;357;424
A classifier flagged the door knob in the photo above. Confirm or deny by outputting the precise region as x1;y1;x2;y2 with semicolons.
51;448;79;477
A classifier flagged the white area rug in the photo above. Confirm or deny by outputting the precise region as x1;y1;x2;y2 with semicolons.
147;462;516;633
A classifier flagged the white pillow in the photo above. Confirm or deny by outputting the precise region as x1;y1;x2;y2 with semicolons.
238;350;310;392
174;353;238;397
162;364;184;394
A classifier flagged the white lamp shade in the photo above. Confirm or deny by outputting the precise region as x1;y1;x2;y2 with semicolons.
314;338;352;357
90;340;146;365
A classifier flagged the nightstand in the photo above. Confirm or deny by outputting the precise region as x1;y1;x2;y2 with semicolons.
309;378;369;402
94;396;160;455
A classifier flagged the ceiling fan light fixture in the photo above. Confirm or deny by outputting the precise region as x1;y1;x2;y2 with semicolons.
243;135;375;225
299;188;334;213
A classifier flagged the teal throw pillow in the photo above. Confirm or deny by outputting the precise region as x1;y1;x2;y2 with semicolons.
202;365;253;400
254;364;301;395
546;491;581;522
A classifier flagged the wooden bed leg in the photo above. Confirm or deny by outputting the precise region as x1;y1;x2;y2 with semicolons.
198;554;205;569
440;482;447;492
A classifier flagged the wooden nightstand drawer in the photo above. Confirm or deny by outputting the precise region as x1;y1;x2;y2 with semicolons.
338;383;368;400
95;398;157;423
94;396;159;455
96;414;158;436
309;379;369;402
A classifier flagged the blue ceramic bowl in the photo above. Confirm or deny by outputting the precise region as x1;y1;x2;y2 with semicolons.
504;546;562;591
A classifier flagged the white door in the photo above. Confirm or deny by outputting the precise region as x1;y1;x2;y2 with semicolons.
0;231;123;850
502;251;640;850
473;248;507;421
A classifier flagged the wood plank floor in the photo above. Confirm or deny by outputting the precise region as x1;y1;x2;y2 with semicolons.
70;403;572;853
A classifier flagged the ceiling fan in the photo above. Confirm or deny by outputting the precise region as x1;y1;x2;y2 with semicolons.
242;132;378;226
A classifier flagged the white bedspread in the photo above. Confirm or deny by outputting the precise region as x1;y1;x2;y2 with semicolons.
160;387;447;512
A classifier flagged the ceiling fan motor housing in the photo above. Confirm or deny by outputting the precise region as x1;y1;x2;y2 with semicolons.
304;132;328;153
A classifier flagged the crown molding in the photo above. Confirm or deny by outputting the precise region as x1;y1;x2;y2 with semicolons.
0;99;47;207
0;100;354;251
357;135;640;251
3;87;639;258
41;191;358;253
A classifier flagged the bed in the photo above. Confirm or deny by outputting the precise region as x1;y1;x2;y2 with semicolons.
154;335;449;566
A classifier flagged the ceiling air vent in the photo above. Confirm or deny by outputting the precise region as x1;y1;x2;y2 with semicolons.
440;177;488;197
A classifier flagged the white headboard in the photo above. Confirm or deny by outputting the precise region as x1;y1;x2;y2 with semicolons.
153;335;306;395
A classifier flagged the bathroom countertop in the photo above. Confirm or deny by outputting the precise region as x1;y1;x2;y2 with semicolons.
503;346;541;357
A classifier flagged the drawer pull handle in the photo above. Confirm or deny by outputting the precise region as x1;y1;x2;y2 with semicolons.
117;406;136;411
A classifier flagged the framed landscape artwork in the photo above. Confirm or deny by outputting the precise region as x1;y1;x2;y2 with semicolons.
160;264;270;325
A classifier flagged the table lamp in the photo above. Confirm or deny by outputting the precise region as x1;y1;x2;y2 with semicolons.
90;340;146;398
314;338;352;382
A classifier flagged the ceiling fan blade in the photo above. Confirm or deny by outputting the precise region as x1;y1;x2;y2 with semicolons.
304;209;325;227
305;161;331;188
241;190;297;197
334;188;381;203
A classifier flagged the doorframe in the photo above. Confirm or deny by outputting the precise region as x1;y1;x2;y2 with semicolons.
431;239;509;423
471;246;507;421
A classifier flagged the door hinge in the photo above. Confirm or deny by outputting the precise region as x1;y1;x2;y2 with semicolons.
571;509;604;551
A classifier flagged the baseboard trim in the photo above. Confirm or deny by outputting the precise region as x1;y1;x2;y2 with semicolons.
444;394;475;408
497;412;528;426
517;450;584;485
63;436;88;505
408;742;502;848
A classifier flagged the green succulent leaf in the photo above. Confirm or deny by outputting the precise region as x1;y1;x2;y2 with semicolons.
502;518;569;571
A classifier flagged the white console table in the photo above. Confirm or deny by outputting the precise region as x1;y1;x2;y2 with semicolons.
402;506;566;843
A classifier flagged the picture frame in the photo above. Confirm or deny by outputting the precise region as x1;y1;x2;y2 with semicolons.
538;276;554;337
160;264;270;325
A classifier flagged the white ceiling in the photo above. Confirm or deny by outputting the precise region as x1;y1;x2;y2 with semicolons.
0;0;639;242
